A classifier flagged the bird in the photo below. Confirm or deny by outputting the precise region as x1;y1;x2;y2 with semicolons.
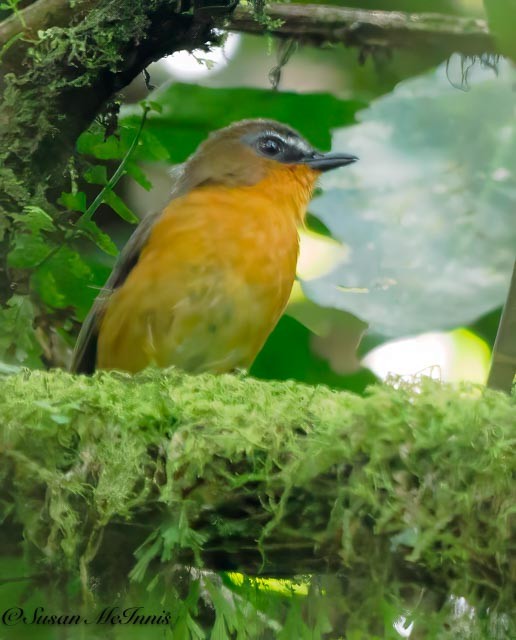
71;118;357;375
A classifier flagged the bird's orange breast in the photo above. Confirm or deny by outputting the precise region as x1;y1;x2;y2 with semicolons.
96;165;318;373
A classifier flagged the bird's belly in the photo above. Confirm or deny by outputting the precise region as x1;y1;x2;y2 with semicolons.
97;267;292;374
157;278;279;372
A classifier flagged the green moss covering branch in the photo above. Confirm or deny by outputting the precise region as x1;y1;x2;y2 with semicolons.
1;369;514;621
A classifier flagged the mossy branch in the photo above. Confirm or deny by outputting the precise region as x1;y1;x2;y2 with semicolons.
1;369;514;615
0;0;231;207
0;0;99;64
229;3;498;57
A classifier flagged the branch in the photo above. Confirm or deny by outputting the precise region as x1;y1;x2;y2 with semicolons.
0;0;98;57
1;368;514;624
228;4;498;58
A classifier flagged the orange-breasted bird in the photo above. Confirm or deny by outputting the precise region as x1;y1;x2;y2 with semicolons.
71;119;357;374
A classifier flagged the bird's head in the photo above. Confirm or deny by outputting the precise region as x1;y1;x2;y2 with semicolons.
175;119;357;195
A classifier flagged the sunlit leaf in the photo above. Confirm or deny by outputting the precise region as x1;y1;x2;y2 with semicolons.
307;59;516;337
11;206;55;233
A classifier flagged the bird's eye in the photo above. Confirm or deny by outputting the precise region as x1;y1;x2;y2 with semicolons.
257;136;284;157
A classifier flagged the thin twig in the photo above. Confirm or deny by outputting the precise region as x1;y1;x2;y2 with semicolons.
80;105;150;223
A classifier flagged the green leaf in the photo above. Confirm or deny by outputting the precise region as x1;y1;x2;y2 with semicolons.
121;125;169;162
31;246;94;317
83;164;108;185
7;234;52;268
76;131;123;160
59;191;87;213
11;206;55;233
104;191;139;223
307;60;516;337
125;160;153;191
251;315;376;393
30;269;65;309
76;219;119;257
8;207;57;269
0;295;42;367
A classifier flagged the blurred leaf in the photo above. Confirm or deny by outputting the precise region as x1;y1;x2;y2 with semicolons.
0;295;42;367
104;191;139;223
76;219;119;257
77;131;123;160
31;246;95;318
8;206;57;268
305;212;332;238
84;164;108;185
125;160;153;191
59;191;87;213
484;0;516;60
145;100;163;114
8;233;52;268
470;306;503;348
120;84;365;163
11;206;55;233
251;315;376;393
307;59;516;337
0;361;22;375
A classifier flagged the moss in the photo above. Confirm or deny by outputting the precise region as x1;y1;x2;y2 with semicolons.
0;368;514;636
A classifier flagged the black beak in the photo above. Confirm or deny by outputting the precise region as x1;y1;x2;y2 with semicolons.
302;151;358;172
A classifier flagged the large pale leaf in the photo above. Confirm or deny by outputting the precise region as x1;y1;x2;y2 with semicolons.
306;59;516;338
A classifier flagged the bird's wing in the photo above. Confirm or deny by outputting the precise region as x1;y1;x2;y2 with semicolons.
71;164;191;374
70;209;162;373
